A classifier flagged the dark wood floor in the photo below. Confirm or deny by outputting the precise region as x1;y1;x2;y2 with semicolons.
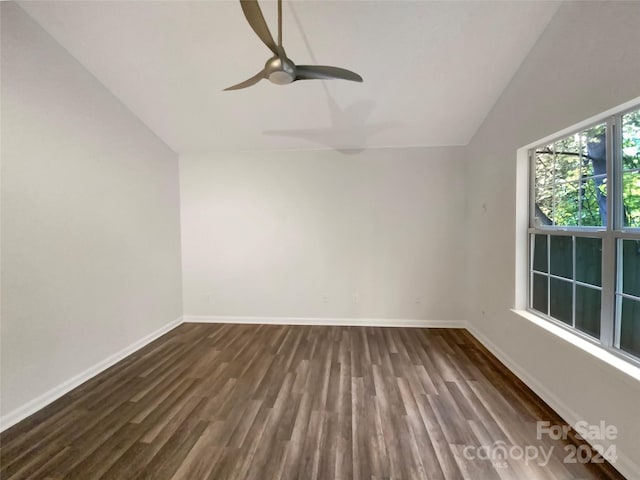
0;323;625;480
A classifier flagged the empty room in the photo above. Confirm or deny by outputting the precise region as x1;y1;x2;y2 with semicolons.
1;1;639;479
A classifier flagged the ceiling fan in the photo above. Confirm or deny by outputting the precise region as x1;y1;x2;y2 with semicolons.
224;0;363;90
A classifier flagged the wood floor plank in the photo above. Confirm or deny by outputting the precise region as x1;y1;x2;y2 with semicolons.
168;424;224;480
0;324;626;480
279;391;312;480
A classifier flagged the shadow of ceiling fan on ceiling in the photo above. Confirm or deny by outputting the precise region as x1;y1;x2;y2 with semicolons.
262;1;399;154
263;96;399;155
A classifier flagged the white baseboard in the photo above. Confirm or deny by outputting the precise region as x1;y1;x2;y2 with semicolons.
465;323;638;480
183;315;467;328
0;316;183;432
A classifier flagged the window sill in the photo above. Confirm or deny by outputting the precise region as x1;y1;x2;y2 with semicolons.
511;309;640;386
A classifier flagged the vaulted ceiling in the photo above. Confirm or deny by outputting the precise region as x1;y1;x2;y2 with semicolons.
18;1;560;153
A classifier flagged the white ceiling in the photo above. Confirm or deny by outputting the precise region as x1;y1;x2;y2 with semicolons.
18;0;560;153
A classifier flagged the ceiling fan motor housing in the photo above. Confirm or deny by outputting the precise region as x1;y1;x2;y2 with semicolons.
265;56;295;85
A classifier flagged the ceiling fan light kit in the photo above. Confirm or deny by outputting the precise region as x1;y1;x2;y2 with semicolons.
225;0;363;90
266;56;296;85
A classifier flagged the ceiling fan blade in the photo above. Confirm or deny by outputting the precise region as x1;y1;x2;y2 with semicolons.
240;0;279;56
295;65;363;83
223;69;266;91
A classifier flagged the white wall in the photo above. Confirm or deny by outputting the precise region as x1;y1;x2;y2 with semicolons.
465;1;640;477
1;4;183;421
180;147;465;322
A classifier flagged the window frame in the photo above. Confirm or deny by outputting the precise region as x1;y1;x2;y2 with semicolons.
527;103;640;367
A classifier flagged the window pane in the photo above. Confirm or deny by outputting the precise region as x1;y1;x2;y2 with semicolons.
581;125;607;227
622;171;640;228
575;237;601;286
533;234;547;273
553;181;580;226
579;178;606;227
582;124;607;177
532;273;548;314
575;286;600;338
534;146;554;226
620;298;640;358
622;239;640;297
550;235;572;279
553;152;581;182
550;278;572;325
533;124;607;227
622;108;640;171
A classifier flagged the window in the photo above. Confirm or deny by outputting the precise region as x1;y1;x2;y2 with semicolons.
529;105;640;363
